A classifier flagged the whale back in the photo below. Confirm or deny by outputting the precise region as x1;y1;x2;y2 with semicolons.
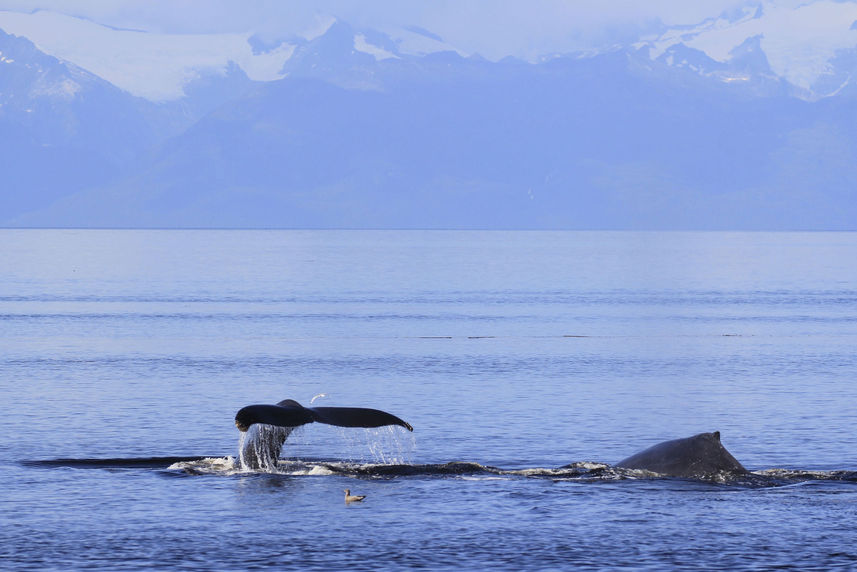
616;431;747;477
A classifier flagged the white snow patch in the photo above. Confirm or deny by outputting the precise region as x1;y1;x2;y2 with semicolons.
0;10;296;101
353;33;398;60
32;77;81;98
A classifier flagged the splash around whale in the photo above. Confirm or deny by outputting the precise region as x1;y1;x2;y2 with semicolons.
232;394;743;478
232;396;745;479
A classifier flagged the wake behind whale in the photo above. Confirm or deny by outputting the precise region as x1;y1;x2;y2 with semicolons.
191;419;857;485
24;452;857;487
163;457;857;487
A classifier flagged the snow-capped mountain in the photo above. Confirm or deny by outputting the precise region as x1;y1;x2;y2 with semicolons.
0;10;293;101
1;4;856;229
637;1;857;99
3;3;857;101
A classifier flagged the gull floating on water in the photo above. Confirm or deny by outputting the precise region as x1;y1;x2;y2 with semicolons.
344;489;366;503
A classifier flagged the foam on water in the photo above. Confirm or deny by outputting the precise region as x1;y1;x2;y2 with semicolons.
163;460;857;485
167;456;238;474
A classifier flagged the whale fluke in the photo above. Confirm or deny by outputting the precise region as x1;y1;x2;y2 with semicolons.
307;406;413;431
234;399;413;433
234;398;412;471
616;431;747;478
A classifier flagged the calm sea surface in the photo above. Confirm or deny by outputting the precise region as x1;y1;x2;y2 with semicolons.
2;229;857;570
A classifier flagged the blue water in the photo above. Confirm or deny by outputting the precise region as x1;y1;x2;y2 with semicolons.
2;229;857;570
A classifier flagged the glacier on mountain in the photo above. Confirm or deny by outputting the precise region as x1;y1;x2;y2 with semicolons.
639;1;857;97
0;10;295;100
3;2;857;101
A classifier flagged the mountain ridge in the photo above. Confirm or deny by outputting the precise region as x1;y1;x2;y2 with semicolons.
2;6;856;229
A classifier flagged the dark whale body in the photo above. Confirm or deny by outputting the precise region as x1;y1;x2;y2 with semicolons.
234;399;413;470
616;431;747;478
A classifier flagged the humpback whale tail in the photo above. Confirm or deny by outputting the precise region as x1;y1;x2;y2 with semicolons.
234;399;413;470
235;399;413;433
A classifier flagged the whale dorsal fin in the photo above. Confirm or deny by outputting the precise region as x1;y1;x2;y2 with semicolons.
277;399;303;408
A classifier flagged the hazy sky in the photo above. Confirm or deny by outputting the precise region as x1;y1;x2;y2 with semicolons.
0;0;791;57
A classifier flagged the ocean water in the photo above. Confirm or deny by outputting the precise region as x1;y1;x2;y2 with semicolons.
2;229;857;570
